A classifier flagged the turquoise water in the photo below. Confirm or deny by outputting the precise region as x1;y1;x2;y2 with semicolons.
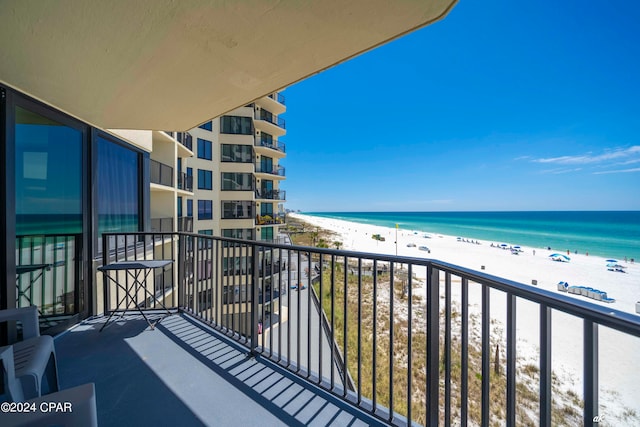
304;211;640;260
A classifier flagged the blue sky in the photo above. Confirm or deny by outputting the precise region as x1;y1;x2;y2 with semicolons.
282;0;640;212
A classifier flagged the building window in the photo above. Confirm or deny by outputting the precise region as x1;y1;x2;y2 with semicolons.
187;199;193;217
261;132;273;145
222;228;255;240
197;138;212;160
221;201;253;219
261;203;274;216
221;173;253;191
198;121;213;131
15;105;83;235
97;136;140;236
198;200;213;220
220;116;253;135
197;169;213;190
222;257;252;277
261;227;274;241
221;144;253;163
177;196;182;217
198;229;213;235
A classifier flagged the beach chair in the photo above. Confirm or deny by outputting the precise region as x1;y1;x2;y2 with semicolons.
0;306;59;399
557;281;568;292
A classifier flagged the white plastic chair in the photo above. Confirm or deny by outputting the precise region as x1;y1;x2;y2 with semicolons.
0;349;97;427
0;306;59;399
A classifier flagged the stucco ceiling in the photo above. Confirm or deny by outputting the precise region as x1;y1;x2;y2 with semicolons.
0;0;457;131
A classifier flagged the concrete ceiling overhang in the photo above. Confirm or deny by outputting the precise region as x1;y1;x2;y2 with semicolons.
0;0;457;131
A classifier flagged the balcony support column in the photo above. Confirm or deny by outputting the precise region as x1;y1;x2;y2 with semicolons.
584;320;599;425
426;264;440;426
249;244;260;356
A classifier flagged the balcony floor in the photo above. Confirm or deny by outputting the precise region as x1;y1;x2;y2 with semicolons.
55;313;381;427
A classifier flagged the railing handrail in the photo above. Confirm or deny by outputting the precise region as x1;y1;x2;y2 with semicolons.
150;158;174;187
100;230;640;426
254;138;286;153
254;110;286;129
255;189;286;200
268;92;286;105
254;163;285;176
98;230;640;334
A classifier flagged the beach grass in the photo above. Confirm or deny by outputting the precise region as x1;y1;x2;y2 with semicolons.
287;218;618;426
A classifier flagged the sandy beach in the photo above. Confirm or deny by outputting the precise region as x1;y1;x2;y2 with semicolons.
290;213;640;422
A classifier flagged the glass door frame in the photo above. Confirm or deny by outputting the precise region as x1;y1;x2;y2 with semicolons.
2;86;91;332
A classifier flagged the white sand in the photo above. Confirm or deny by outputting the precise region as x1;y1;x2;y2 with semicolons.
290;213;640;421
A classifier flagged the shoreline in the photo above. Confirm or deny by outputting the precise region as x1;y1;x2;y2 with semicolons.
291;213;639;315
303;211;640;261
289;212;640;418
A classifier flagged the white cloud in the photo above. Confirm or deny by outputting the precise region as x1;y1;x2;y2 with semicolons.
593;168;640;175
539;167;583;175
533;146;640;165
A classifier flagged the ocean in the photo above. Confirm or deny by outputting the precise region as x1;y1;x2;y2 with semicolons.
304;211;640;261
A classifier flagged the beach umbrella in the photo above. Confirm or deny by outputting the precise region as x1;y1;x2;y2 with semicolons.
514;245;521;249
605;259;617;263
500;243;508;247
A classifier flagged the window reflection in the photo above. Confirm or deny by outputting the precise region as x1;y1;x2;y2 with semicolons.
15;106;82;235
14;105;83;316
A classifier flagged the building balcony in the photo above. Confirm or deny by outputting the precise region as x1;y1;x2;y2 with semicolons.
254;163;285;177
256;213;286;226
269;92;286;105
177;216;193;232
255;189;286;201
150;217;173;233
177;172;193;192
175;132;193;151
254;137;286;155
150;159;174;187
254;94;286;116
162;131;193;157
8;231;640;427
253;110;286;136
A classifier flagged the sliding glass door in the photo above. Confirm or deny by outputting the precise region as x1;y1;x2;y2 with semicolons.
14;102;86;325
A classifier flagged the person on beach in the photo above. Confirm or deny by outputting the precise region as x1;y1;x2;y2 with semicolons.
533;249;536;256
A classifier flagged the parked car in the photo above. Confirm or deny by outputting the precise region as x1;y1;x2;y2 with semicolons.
418;246;431;253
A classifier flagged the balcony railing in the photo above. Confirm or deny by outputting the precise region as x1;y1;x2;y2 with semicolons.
150;159;173;187
99;232;640;427
268;92;286;105
255;189;286;200
177;172;193;192
177;216;193;232
254;110;286;129
163;131;193;151
16;233;83;325
254;137;286;153
255;213;286;225
150;217;173;233
176;132;193;151
254;163;285;176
